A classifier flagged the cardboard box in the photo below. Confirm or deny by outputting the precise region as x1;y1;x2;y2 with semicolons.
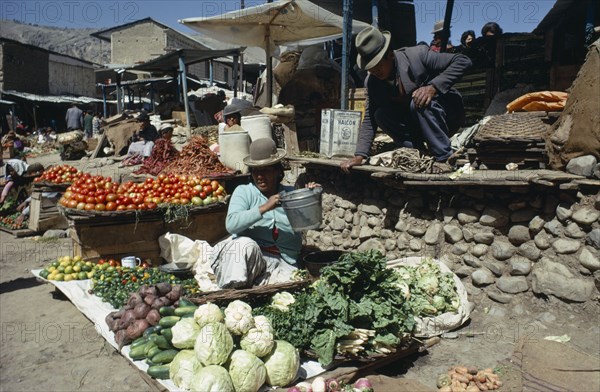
320;109;362;158
172;111;187;127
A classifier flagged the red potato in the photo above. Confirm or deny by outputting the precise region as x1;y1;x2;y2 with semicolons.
126;319;150;340
146;309;161;326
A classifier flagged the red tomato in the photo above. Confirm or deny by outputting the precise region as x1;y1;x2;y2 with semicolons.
68;199;78;209
106;201;117;211
203;186;212;194
108;259;116;267
76;202;86;210
95;194;106;204
211;180;220;191
126;204;137;210
180;198;190;205
97;258;105;265
199;192;207;199
86;196;96;204
95;203;106;211
106;193;118;202
84;203;95;210
116;205;126;211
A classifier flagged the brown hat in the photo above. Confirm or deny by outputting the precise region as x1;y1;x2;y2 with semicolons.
243;138;286;167
24;162;44;177
355;26;391;71
431;20;451;34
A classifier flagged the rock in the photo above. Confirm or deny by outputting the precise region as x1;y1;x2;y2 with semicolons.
487;306;507;319
565;155;597;177
451;243;469;255
443;225;463;243
482;258;505;276
531;259;596;302
511;209;536;223
480;206;510;228
380;229;394;239
330;217;346;231
357;238;385;253
497;276;529;293
407;226;426;237
409;239;423;251
360;202;382;215
394;218;407;231
332;235;344;246
471;244;488;257
457;208;479;224
335;208;346;218
359;215;368;227
528;216;546;233
396;233;411;250
595;163;600;179
564;222;586;239
579;247;600;271
463;228;474;242
534;232;551;250
338;200;356;210
463;254;481;268
508;225;530;245
472;269;495;286
556;203;572;222
455;266;472;278
367;216;380;227
359;226;375;240
43;229;68;238
596;194;600;210
587;228;600;248
464;281;483;296
571;207;599;226
537;312;557;324
350;226;360;239
544;219;563;236
487;289;513;304
321;234;333;246
442;207;456;223
509;259;532;275
384;239;396;251
344;210;354;223
508;200;527;211
353;214;361;225
491;240;516;260
474;231;495;245
517;242;541;261
595;270;600;292
552;238;581;254
342;239;355;249
424;222;443;245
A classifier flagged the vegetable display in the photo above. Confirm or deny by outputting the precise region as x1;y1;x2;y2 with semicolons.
134;138;180;176
160;136;233;177
33;164;82;184
0;213;26;230
254;251;461;366
437;366;502;392
39;255;97;281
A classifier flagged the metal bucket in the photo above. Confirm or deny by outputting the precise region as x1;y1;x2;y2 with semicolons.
279;187;323;232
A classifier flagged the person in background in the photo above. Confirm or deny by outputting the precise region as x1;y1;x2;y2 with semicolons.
120;112;158;166
0;161;44;205
92;113;102;136
481;22;503;37
15;191;60;226
341;26;471;174
210;138;321;289
65;103;83;130
83;110;93;139
477;22;503;68
457;30;477;53
222;103;245;132
429;20;453;53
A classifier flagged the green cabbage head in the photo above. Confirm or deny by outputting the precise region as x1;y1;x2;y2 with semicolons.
194;302;224;328
194;322;233;366
240;325;274;358
263;340;300;387
171;317;200;349
228;350;266;392
169;350;203;390
189;365;234;392
224;300;255;335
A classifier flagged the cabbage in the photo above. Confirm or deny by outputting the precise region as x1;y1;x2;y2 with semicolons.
253;315;273;333
194;322;234;366
418;274;439;296
194;302;224;328
240;326;274;358
228;350;266;392
224;300;255;335
271;291;295;312
189;365;234;392
263;340;300;387
171;317;201;349
169;350;203;390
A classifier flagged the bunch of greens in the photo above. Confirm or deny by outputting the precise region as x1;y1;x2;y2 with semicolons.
255;250;416;366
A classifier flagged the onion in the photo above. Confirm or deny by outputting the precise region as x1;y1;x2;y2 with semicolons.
354;377;374;392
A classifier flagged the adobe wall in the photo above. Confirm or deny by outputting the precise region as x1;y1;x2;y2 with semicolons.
301;168;600;304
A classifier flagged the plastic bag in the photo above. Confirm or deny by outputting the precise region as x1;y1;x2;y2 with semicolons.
506;91;568;113
386;257;471;337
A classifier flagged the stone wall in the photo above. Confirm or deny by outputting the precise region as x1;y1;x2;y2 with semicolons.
301;169;600;304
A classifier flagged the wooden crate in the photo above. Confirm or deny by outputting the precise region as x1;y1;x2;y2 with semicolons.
349;88;366;121
28;190;68;232
66;205;228;264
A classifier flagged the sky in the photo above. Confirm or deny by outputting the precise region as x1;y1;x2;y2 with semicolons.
1;0;556;44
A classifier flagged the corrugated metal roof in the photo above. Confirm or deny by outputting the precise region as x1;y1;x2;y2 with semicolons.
0;99;16;105
1;90;103;104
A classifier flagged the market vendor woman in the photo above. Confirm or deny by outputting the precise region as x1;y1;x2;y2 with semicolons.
210;138;320;289
0;160;44;205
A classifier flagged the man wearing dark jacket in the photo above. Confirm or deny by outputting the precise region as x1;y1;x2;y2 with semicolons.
341;26;471;174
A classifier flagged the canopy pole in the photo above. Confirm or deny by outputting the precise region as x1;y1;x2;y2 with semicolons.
115;72;122;113
150;84;156;113
233;53;239;98
266;25;272;107
440;0;454;53
178;54;192;139
341;0;354;109
102;86;107;118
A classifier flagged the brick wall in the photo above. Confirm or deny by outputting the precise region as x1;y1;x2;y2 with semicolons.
0;41;48;94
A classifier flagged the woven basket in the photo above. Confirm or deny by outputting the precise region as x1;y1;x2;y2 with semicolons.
474;112;549;143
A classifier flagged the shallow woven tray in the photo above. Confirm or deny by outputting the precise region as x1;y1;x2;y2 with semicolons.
57;200;227;219
474;112;549;143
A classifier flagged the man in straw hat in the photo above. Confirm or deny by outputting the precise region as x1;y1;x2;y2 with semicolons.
210;138;320;289
341;26;471;174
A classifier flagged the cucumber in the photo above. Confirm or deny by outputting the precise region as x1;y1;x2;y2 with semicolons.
178;298;195;307
174;306;197;316
143;326;162;337
129;343;148;360
160;328;173;342
150;334;174;350
151;349;179;365
147;364;170;379
144;342;157;357
131;336;148;348
158;316;180;328
159;306;176;316
181;313;194;318
147;345;163;359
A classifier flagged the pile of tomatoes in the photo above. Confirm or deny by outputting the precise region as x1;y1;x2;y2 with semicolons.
33;164;82;184
59;172;227;212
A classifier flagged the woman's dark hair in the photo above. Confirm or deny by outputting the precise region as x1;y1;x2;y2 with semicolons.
461;30;476;46
481;22;503;36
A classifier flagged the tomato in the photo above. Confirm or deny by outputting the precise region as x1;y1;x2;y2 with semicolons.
105;201;117;211
68;199;78;209
211;180;220;191
76;202;86;210
180;198;190;205
116;205;126;211
199;191;207;199
84;203;95;210
75;193;85;202
106;193;118;202
108;259;116;267
86;196;95;204
203;185;213;194
97;258;105;265
126;204;137;210
95;203;106;211
95;194;106;204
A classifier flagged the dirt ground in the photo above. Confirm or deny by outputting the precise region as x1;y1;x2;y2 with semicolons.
1;153;599;392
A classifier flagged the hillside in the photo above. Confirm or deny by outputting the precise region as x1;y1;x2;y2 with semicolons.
0;19;110;64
